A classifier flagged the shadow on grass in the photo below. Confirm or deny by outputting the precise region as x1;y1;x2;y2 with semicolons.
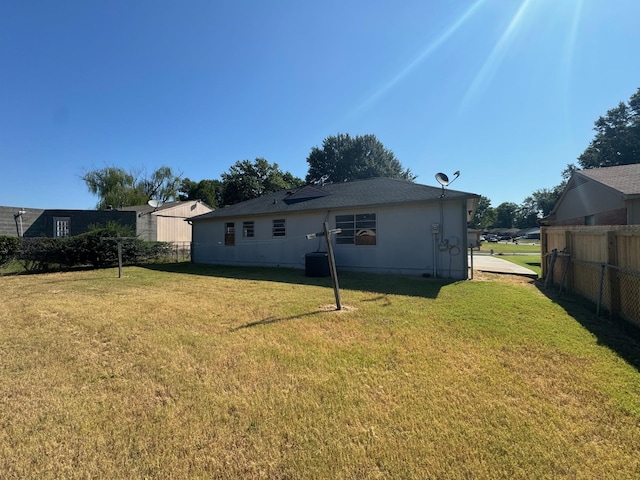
536;280;640;373
143;262;452;299
232;310;328;331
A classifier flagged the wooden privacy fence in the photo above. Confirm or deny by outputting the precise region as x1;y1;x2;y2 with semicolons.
541;226;640;328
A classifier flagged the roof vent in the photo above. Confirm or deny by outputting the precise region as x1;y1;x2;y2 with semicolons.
566;175;588;192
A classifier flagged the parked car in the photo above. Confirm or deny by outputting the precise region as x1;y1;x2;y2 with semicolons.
486;235;499;242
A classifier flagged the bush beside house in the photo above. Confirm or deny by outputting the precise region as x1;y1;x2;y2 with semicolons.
1;224;174;273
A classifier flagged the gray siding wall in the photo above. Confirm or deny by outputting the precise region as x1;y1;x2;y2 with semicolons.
0;207;137;237
192;199;469;279
628;199;640;224
554;180;624;223
0;207;45;237
136;214;157;241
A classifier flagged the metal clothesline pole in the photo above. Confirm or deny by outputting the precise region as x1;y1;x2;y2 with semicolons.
101;236;137;278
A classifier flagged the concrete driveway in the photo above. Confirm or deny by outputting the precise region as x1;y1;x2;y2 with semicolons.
469;253;538;277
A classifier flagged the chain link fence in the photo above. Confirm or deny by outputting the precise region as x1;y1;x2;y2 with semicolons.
170;241;191;262
544;249;640;328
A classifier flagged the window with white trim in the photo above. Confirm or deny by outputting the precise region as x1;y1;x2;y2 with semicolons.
54;217;70;238
336;214;376;245
272;219;286;237
225;222;235;245
243;221;254;238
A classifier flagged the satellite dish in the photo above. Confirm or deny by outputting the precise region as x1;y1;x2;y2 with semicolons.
435;173;450;186
147;199;160;208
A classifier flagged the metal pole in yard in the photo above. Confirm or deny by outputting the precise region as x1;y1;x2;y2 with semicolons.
117;241;123;278
323;222;342;311
101;237;137;278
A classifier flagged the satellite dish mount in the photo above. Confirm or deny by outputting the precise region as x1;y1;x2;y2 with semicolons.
147;199;161;210
435;171;460;197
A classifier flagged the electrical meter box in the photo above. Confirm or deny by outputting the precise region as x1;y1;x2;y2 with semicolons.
431;223;440;234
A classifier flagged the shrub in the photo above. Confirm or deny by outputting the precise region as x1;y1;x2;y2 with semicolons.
15;221;175;273
0;236;21;267
18;237;70;272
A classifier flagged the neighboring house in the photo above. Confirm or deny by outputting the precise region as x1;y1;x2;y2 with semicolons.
0;206;137;238
190;178;479;279
542;164;640;226
468;228;483;249
0;200;212;244
118;200;213;244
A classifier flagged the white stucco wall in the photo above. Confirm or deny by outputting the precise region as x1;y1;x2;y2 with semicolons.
192;199;470;279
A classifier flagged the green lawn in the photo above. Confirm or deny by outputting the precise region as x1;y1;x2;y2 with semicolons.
498;254;542;277
479;241;541;254
1;264;638;479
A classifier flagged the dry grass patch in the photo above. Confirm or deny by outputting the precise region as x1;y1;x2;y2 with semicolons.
1;265;639;479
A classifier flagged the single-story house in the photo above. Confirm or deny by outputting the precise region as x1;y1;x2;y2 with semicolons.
190;177;480;279
0;200;212;245
0;206;137;238
541;164;640;226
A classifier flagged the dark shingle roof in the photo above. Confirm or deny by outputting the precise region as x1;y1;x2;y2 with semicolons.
191;177;477;221
578;164;640;195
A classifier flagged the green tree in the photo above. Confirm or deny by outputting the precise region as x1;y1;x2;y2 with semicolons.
220;158;304;206
82;166;181;209
139;166;182;204
578;87;640;169
305;133;415;184
531;188;561;217
495;202;518;228
515;197;540;229
179;178;222;208
469;196;495;229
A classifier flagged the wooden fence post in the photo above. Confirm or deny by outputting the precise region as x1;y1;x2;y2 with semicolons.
540;227;547;278
606;230;620;318
564;230;573;291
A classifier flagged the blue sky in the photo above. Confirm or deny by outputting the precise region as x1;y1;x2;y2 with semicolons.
2;0;639;209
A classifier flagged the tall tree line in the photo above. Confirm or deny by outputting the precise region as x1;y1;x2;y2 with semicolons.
83;88;639;221
82;134;413;209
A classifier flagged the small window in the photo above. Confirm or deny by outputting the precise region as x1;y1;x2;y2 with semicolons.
54;217;70;238
225;222;235;246
243;221;254;238
355;213;376;245
272;219;286;237
585;215;595;226
336;214;376;245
